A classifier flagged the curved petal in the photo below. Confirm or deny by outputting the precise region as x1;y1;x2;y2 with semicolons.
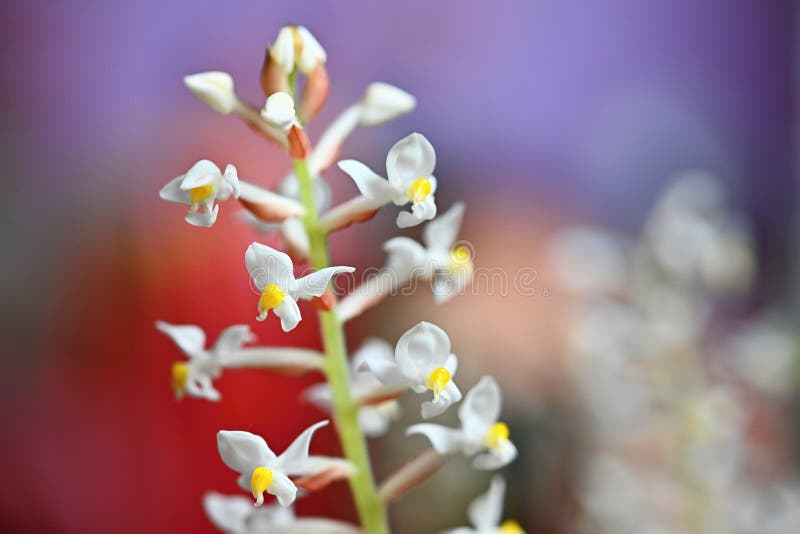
468;476;506;530
459;376;502;440
267;470;298;507
385;132;436;190
155;321;206;358
396;196;436;228
476;439;518;471
337;159;396;201
222;163;240;199
186;373;221;402
359;82;416;127
202;492;252;534
275;420;330;473
406;423;464;454
382;237;430;281
352;338;395;374
395;322;451;380
421;394;455;419
217;431;276;475
274;296;302;332
180;160;222;189
357;356;408;387
293;266;355;300
424;202;465;250
245;242;295;290
159;175;190;204
185;204;219;227
213;325;253;358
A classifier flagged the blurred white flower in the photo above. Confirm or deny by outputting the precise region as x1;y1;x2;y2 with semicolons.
217;421;330;507
159;160;240;227
359;321;461;418
271;25;326;75
359;82;417;126
304;338;400;437
727;318;798;396
337;132;438;228
203;492;359;534
261;92;296;132
245;243;354;330
408;376;517;470
441;476;524;534
184;71;237;114
155;322;253;401
550;227;629;296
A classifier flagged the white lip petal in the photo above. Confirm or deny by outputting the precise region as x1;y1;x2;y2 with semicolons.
293;266;355;300
395;321;451;379
357;356;408;388
267;470;298;507
406;423;464;454
245;242;296;290
185;204;219;227
467;476;506;531
351;338;395;373
382;237;430;281
221;163;240;199
472;439;517;470
217;430;276;475
385;132;436;190
202;492;253;534
262;92;296;131
274;296;302;332
459;376;502;439
155;321;206;358
424;202;465;251
421;396;451;419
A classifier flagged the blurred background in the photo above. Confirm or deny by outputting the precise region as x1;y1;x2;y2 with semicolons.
1;0;798;532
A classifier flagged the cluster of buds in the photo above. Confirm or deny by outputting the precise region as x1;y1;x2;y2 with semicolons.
156;25;522;533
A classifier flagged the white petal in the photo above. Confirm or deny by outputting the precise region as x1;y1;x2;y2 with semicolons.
421;396;452;419
358;407;394;437
274;296;302;332
280;218;311;260
303;383;332;410
397;195;437;228
424;202;465;250
337;159;396;201
185;203;219;227
357;355;408;387
275;420;329;473
180;159;222;189
459;376;502;440
159;175;190;204
261;92;296;132
468;476;505;530
359;82;416;126
473;440;518;471
382;237;430;281
221;164;240;199
270;26;295;73
217;431;276;475
245;242;295;290
213;325;253;357
351;338;395;374
186;373;221;402
296;26;327;74
202;492;253;533
385;132;436;190
268;470;298;507
395;321;451;381
292;266;355;300
184;71;237;114
406;423;464;454
155;321;206;358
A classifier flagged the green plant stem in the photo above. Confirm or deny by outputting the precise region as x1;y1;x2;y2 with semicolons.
293;157;390;534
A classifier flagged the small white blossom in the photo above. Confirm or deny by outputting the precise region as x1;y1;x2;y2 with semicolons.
217;421;330;507
359;322;461;418
160;159;240;227
271;25;327;75
442;476;524;534
261;92;296;132
338;132;438;228
359;82;417;126
184;71;237;114
408;376;517;470
304;338;401;437
245;242;354;331
203;492;359;534
155;321;253;401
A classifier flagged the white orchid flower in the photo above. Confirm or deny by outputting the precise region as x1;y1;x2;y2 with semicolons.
337;132;438;228
442;477;524;534
359;322;461;419
217;420;330;507
184;71;237;114
407;376;517;469
159;159;240;227
203;492;359;534
304;338;401;437
245;242;354;331
155;321;253;401
359;82;417;126
270;25;327;75
261;92;296;132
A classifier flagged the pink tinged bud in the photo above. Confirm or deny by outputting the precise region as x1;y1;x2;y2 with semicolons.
319;196;385;234
378;449;446;503
288;124;311;159
294;465;353;493
298;62;329;123
260;49;289;97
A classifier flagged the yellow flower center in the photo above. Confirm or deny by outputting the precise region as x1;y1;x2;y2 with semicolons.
485;422;510;449
188;184;214;205
258;284;285;314
500;519;525;534
407;177;432;203
250;466;274;505
425;367;451;400
448;245;474;274
171;362;189;397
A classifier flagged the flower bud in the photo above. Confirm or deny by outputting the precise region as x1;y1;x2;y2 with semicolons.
298;62;329;123
184;71;237;114
260;92;296;131
359;83;416;126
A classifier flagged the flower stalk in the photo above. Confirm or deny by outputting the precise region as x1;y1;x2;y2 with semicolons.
293;156;390;533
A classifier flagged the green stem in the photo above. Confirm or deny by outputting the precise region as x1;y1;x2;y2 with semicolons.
293;157;390;534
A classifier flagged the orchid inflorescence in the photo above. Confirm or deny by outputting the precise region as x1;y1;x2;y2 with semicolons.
156;25;522;533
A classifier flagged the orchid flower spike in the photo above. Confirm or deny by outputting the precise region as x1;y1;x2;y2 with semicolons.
245;242;354;330
359;322;461;418
184;71;238;114
160;159;240;227
408;376;518;470
270;25;327;76
217;421;330;507
442;477;525;534
338;132;439;228
203;492;359;534
305;338;401;437
155;322;253;401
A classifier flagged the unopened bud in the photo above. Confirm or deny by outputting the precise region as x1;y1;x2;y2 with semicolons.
359;83;416;126
261;92;296;132
298;62;330;123
184;71;237;114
